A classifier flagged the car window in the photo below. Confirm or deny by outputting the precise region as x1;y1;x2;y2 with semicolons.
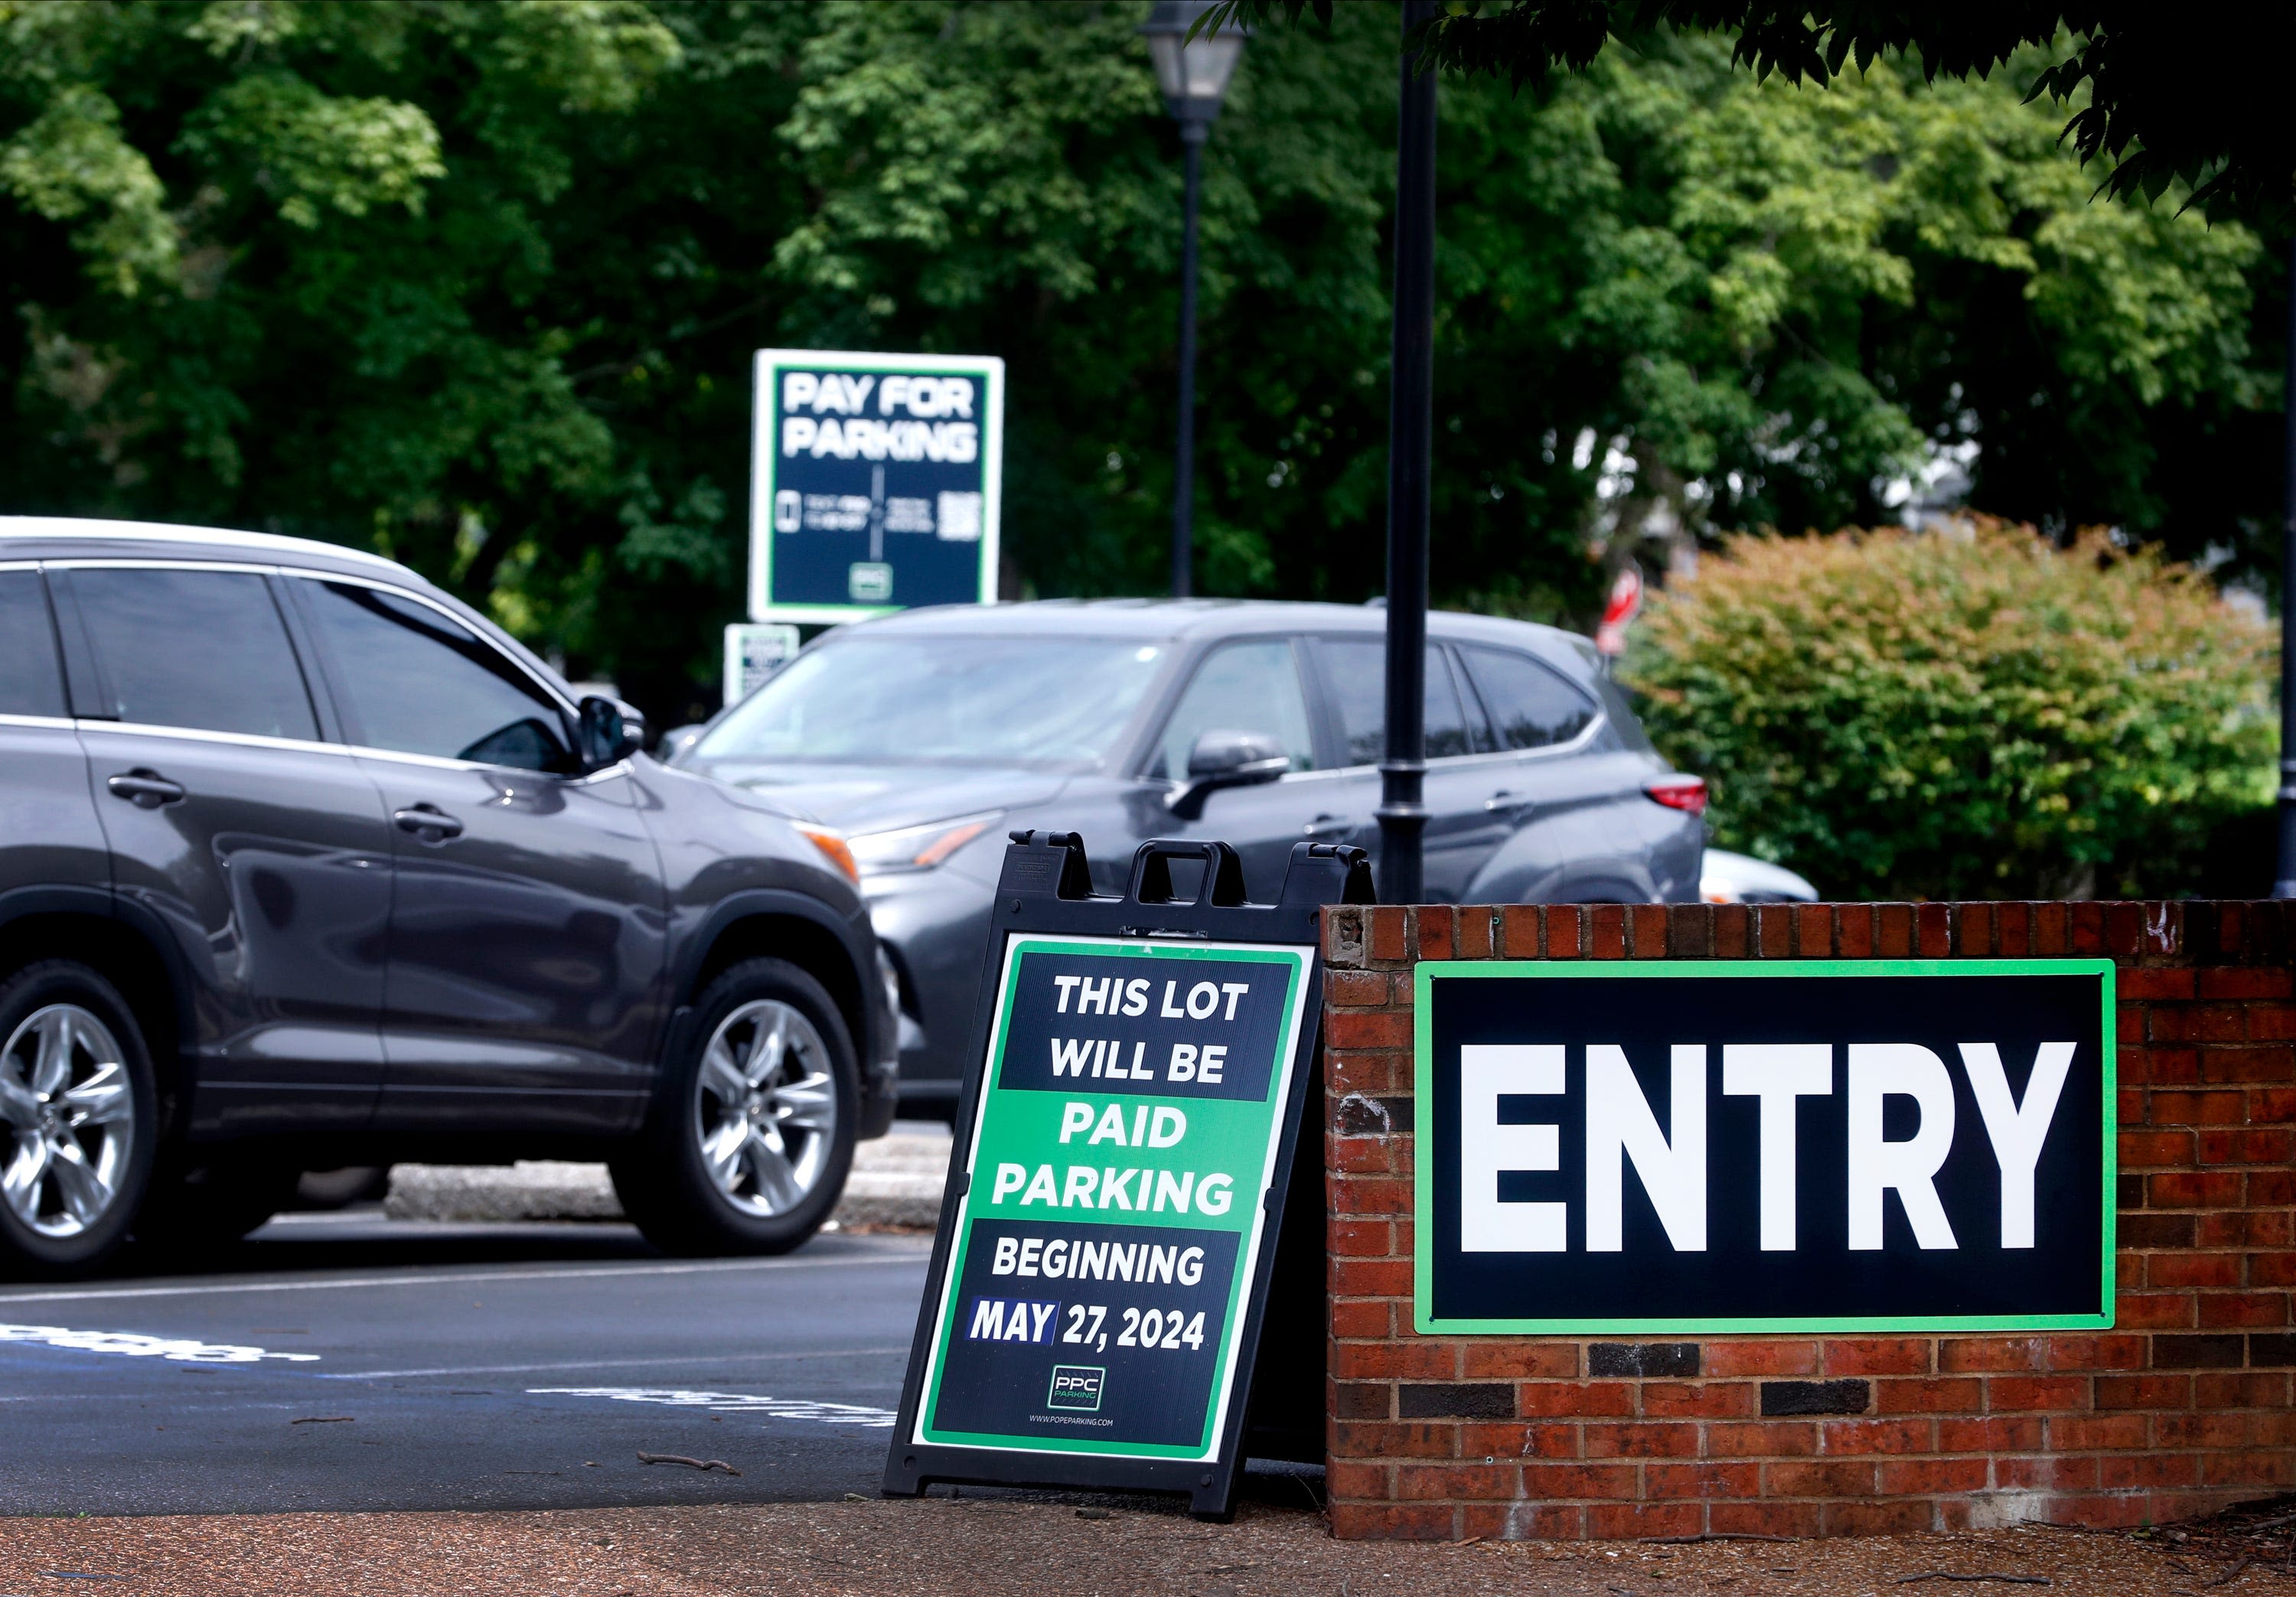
301;580;576;774
1319;640;1477;764
0;572;64;719
1151;640;1316;779
1459;644;1598;751
72;567;317;740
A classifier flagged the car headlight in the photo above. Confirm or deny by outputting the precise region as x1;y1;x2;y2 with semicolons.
847;812;1003;875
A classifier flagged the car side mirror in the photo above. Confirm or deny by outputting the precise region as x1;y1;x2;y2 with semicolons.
577;696;645;772
1165;728;1290;820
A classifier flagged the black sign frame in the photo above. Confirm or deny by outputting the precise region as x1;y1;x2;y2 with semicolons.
882;833;1370;1517
1415;958;2118;1335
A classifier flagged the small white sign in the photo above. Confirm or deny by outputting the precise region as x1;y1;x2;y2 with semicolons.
723;622;801;709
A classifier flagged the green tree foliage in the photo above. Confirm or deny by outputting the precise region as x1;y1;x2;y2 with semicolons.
1623;525;2278;900
0;2;2278;728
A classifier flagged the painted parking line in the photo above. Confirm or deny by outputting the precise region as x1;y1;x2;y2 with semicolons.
0;1323;318;1364
324;1345;912;1381
0;1246;931;1307
530;1386;899;1429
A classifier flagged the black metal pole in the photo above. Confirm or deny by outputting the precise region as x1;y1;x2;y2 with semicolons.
2276;233;2296;898
1172;125;1205;599
1376;0;1436;905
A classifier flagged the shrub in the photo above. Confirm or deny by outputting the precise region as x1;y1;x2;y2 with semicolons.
1621;524;2277;901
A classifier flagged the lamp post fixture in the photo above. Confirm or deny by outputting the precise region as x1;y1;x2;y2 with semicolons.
1143;0;1247;600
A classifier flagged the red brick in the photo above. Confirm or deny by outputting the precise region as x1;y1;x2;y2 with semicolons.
1709;1501;1824;1539
2119;1129;2197;1168
1764;1458;1877;1497
1580;1421;1701;1458
1394;1462;1515;1501
2044;1335;2148;1370
1459;1344;1577;1380
2249;1010;2296;1042
1459;1501;1580;1540
1326;969;1392;1006
1327;1459;1393;1498
1838;905;1875;957
1332;1299;1391;1339
1414;906;1454;962
1330;1137;1393;1175
1917;901;1952;957
1939;1338;2047;1374
2197;1292;2289;1328
1706;1341;1820;1377
2249;1253;2296;1288
1335;1341;1456;1380
1326;1009;1412;1050
1499;903;1541;959
2148;1171;2245;1208
1331;1259;1412;1298
1877;1457;1990;1494
2105;901;2145;957
1987;1376;2089;1411
1332;1177;1413;1216
1819;1418;1932;1454
1515;1382;1636;1418
1714;903;1750;958
1995;901;2031;954
2201;1051;2296;1088
2148;1090;2251;1127
1954;902;1994;956
1795;903;1833;956
1331;1420;1459;1459
1457;1421;1577;1459
1587;1503;1702;1539
2154;1411;2249;1450
2033;901;2069;954
1519;1462;1639;1499
1544;905;1581;958
1665;903;1711;957
2136;1049;2202;1086
1326;1053;1401;1096
1645;1461;1762;1498
2100;1453;2203;1491
1755;903;1793;958
2148;1253;2242;1289
2252;1170;2296;1205
1874;1377;1984;1413
1822;1338;1934;1376
1329;1502;1455;1539
1365;905;1408;963
2047;1413;2147;1449
1641;1381;1755;1419
1997;1454;2099;1492
1629;903;1668;956
2115;1293;2197;1329
1589;905;1626;959
1455;906;1492;960
2121;968;2197;1000
1825;1501;1939;1537
1877;902;1913;957
1938;1415;2044;1452
1706;1421;1818;1457
2200;968;2296;999
2072;901;2107;955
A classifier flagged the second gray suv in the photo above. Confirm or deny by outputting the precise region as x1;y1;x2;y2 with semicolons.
670;600;1704;1116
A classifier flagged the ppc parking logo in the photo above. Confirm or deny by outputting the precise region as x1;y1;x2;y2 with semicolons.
1046;1365;1105;1412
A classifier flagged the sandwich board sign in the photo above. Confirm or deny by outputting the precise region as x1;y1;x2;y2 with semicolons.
1416;959;2116;1335
748;347;1004;624
885;833;1370;1516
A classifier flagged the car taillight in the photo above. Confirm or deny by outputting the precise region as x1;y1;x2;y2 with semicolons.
1645;775;1707;816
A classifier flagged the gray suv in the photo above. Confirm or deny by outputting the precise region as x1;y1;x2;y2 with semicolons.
670;599;1704;1116
0;517;896;1276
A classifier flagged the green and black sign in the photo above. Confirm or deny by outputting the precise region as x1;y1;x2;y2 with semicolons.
1416;959;2117;1336
885;834;1368;1515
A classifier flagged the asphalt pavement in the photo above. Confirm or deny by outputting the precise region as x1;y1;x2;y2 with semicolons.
0;1211;934;1517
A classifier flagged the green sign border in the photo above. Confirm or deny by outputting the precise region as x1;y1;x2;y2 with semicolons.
1411;958;2118;1336
748;349;1004;624
912;934;1315;1462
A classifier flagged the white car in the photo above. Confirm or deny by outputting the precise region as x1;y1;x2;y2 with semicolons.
1700;848;1817;904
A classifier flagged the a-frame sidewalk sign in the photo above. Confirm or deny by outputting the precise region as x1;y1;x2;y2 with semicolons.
884;832;1371;1517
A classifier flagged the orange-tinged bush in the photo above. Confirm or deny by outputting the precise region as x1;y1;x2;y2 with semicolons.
1622;525;2276;900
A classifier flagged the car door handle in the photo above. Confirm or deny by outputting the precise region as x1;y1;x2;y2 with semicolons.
1303;813;1356;839
1485;789;1528;815
106;770;186;809
393;805;465;842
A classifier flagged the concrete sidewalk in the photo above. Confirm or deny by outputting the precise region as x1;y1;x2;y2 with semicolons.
0;1498;2249;1596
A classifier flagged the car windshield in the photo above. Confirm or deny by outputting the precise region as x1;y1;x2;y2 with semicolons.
695;634;1169;768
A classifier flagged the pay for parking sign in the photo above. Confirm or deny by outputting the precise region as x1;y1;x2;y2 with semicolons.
1415;959;2116;1335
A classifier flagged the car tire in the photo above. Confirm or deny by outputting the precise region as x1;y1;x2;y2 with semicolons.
611;957;857;1256
134;1160;302;1253
0;960;159;1279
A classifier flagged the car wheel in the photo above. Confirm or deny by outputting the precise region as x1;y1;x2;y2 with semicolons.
0;960;158;1278
611;957;857;1256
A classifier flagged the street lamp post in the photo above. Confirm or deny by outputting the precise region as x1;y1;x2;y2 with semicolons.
1143;1;1247;600
1376;0;1437;905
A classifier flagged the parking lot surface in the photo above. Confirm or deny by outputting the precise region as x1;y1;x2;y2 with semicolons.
0;1214;931;1517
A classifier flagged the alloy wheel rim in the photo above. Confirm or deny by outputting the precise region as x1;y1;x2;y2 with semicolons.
691;999;837;1219
0;1003;135;1240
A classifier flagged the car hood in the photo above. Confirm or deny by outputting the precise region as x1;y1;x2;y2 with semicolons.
677;758;1071;835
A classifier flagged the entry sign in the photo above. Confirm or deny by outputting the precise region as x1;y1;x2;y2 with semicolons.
887;835;1368;1516
748;347;1004;623
1418;960;2116;1334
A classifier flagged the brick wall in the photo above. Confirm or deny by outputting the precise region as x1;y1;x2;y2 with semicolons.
1319;900;2296;1540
